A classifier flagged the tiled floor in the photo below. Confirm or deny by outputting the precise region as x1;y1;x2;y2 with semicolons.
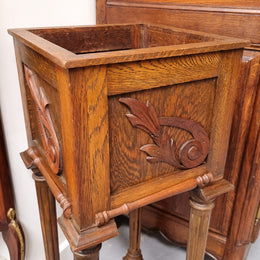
61;222;260;260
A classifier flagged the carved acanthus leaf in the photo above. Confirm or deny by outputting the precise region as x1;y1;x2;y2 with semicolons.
119;98;209;169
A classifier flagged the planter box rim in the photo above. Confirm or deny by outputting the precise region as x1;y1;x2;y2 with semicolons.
8;23;249;69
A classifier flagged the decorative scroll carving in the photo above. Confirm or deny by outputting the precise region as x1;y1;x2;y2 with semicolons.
24;65;61;174
119;98;209;169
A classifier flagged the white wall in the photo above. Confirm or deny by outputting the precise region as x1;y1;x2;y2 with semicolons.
0;1;95;259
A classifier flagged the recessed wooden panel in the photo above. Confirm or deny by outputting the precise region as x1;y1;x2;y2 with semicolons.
109;78;216;194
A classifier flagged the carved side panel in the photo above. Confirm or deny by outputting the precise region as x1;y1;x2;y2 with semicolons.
109;78;216;194
24;65;62;174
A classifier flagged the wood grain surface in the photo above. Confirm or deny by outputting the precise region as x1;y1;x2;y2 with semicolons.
58;65;110;228
103;3;260;43
107;53;220;95
9;22;247;259
109;78;215;193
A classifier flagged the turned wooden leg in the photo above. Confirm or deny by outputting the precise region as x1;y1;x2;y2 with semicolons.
186;178;234;260
33;173;60;260
73;244;102;260
186;193;215;260
123;208;143;260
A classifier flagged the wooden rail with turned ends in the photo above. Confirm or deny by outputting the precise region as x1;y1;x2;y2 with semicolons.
8;22;248;259
20;146;72;219
95;172;214;226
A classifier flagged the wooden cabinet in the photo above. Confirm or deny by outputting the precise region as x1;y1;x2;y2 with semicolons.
96;0;260;259
97;0;260;46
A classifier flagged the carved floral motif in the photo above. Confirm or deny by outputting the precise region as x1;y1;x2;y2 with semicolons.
24;65;62;174
119;98;209;169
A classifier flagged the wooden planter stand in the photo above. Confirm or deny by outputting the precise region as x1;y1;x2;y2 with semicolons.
9;23;248;259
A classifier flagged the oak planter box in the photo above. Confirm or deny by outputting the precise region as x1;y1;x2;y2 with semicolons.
9;24;248;258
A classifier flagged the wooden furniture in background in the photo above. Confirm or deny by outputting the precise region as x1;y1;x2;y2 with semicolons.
9;23;248;259
0;113;25;260
96;0;260;46
96;1;260;259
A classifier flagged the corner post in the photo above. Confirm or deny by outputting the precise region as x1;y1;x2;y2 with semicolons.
186;193;215;260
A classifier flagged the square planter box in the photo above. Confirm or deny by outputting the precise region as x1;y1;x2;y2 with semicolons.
9;24;248;253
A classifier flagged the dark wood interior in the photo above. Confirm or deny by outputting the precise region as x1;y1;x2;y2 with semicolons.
30;24;216;55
